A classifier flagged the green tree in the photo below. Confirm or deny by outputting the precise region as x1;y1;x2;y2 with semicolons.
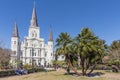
107;40;120;72
110;40;120;60
75;28;106;76
56;32;79;75
52;60;66;67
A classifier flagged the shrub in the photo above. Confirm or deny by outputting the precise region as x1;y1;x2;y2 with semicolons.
0;68;45;77
22;64;33;69
0;70;15;77
95;64;112;70
27;68;44;73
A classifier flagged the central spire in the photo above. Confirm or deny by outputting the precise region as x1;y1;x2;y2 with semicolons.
30;2;38;27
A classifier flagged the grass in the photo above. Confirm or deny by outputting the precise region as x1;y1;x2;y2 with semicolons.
0;69;120;80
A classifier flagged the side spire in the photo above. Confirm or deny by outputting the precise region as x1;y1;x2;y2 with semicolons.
30;1;38;27
12;21;19;38
48;25;53;41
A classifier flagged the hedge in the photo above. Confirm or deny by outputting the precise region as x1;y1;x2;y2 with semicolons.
0;70;15;77
0;68;45;77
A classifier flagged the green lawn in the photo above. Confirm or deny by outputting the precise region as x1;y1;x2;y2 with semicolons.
0;69;120;80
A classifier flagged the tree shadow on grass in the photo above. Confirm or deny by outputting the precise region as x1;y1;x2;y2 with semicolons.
64;72;105;77
88;72;104;77
64;72;76;75
64;72;82;77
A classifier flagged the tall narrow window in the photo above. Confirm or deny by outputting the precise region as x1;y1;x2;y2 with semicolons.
35;33;37;37
51;53;52;56
32;50;34;56
14;41;16;44
45;53;47;57
32;33;34;37
38;50;39;56
30;50;31;56
21;51;22;56
39;50;41;57
34;50;36;56
34;52;36;56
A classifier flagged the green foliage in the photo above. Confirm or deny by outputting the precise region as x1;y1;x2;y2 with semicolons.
111;40;120;49
55;32;79;74
0;70;15;77
0;68;45;77
56;32;72;48
74;28;107;75
55;28;107;76
52;60;66;67
55;32;74;62
107;59;120;66
23;64;33;69
107;40;120;71
27;68;45;73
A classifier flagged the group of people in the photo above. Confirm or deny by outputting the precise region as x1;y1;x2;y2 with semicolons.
14;67;28;75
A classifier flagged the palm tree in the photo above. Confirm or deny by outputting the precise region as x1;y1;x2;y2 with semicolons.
56;32;79;75
74;28;106;76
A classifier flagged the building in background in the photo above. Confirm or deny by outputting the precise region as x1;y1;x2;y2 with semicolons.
10;4;54;67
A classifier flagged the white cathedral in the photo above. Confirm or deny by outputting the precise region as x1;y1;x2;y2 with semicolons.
10;5;54;67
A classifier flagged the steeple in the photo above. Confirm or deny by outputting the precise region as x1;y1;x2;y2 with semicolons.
48;25;53;41
12;21;19;38
30;2;38;27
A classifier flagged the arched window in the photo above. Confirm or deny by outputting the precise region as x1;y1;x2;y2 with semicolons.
32;33;34;37
34;52;36;56
38;49;41;56
30;50;32;56
21;51;23;56
14;41;16;44
45;52;47;57
35;33;37;37
51;53;52;56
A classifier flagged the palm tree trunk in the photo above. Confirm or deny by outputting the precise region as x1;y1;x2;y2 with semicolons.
67;59;80;75
81;65;85;76
82;62;87;76
88;63;96;75
80;58;86;76
84;64;89;76
84;59;88;75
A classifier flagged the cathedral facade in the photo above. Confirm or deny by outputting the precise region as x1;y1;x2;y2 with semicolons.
10;5;54;67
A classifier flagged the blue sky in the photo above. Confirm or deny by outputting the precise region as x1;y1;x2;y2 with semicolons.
0;0;120;48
